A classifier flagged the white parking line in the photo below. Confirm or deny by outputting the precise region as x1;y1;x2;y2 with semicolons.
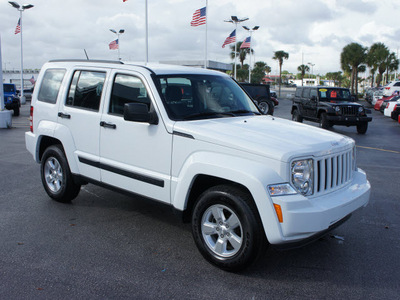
357;145;400;154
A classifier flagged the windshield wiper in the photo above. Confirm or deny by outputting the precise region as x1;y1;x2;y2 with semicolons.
182;112;234;120
230;110;260;116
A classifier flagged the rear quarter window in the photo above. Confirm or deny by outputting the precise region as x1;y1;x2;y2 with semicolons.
37;69;66;104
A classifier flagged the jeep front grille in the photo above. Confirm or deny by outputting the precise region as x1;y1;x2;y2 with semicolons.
340;106;358;116
314;149;353;195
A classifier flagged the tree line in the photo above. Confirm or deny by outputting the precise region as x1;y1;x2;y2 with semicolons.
229;41;399;96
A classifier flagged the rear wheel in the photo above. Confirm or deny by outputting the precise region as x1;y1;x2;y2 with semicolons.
41;145;81;202
258;99;274;115
356;122;368;134
191;185;267;271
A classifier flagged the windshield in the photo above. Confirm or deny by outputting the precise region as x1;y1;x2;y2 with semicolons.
156;74;260;120
318;88;352;101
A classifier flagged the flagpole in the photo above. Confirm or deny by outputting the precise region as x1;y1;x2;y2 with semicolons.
204;0;208;68
19;10;25;104
145;0;148;64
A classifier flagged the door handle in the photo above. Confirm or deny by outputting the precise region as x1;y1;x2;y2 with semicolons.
100;121;116;129
58;112;71;119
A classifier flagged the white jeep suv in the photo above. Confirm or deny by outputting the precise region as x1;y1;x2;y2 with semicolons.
25;60;370;271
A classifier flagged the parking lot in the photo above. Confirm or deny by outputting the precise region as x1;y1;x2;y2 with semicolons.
0;97;399;299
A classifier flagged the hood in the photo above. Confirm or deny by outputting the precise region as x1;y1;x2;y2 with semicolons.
173;115;353;162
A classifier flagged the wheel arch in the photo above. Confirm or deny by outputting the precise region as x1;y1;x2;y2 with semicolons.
38;135;63;162
181;174;252;223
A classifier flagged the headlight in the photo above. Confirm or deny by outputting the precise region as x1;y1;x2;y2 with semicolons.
268;183;297;196
358;106;364;113
335;106;341;113
291;159;314;195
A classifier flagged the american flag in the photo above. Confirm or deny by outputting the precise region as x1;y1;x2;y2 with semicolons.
222;30;236;48
29;75;35;85
15;18;21;35
109;39;119;50
240;37;251;49
190;7;206;26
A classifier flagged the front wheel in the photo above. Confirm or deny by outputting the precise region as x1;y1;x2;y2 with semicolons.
292;109;303;122
40;145;81;202
356;122;368;134
191;185;267;271
319;112;330;129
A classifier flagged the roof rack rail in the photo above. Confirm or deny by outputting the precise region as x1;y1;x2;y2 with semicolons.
48;59;124;64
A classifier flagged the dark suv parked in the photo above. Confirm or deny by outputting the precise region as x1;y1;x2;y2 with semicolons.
291;86;372;134
240;83;278;115
3;83;21;116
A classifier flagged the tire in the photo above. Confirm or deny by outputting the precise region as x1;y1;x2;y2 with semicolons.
13;107;20;117
319;112;330;129
258;98;274;115
292;108;303;122
191;185;267;272
356;122;368;134
40;145;81;202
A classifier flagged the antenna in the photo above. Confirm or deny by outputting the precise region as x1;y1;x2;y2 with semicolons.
84;49;89;60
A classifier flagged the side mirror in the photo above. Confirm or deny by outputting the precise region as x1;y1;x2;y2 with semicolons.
124;103;158;125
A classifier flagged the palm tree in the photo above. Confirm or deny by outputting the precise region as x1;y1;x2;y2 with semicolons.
340;42;367;95
367;42;389;87
297;64;310;86
385;52;399;84
251;61;269;84
272;50;289;96
230;42;253;68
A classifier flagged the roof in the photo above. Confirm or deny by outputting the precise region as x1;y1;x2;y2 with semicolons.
46;59;228;77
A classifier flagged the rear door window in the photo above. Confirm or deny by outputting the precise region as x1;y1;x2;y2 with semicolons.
66;70;106;111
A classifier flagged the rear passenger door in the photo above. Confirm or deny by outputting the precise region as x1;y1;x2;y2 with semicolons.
99;70;172;204
57;68;108;181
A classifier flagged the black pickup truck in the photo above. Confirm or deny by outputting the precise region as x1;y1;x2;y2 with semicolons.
291;86;372;134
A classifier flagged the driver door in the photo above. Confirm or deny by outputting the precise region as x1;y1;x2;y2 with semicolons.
99;70;172;203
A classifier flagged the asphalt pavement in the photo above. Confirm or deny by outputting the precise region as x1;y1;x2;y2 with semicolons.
0;97;399;299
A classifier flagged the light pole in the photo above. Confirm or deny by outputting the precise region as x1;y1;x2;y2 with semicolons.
224;16;248;80
308;62;315;79
110;29;125;61
9;1;34;105
242;25;259;83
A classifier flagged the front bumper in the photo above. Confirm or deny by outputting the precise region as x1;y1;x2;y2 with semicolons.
326;115;372;125
269;168;370;245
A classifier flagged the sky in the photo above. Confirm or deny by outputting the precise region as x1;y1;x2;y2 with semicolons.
1;0;399;76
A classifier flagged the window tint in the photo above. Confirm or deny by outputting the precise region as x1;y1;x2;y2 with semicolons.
394;82;400;86
318;88;351;101
66;71;106;111
3;84;15;93
302;88;310;98
38;69;66;104
109;74;150;115
295;88;302;97
310;89;318;98
156;75;259;120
